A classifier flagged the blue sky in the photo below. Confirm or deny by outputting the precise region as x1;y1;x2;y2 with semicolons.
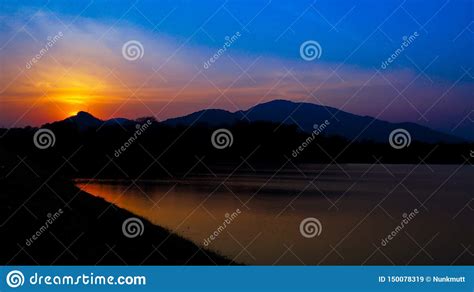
3;0;471;80
0;0;473;139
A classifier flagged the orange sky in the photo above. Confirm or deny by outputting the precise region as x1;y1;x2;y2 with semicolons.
0;10;472;139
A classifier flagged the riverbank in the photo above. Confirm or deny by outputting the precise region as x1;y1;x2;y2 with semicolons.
0;162;232;265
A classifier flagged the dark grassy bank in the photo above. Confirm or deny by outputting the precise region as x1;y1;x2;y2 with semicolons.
0;150;232;265
0;121;472;179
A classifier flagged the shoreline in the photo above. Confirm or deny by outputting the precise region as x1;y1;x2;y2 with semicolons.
1;170;233;265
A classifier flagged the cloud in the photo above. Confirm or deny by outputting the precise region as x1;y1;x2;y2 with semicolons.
0;9;472;140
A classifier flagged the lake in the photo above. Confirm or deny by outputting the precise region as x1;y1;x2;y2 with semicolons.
76;164;473;265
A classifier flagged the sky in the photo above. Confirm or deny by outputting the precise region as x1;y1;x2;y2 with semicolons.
0;0;473;139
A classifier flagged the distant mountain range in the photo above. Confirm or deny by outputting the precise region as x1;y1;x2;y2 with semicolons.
50;100;468;144
163;100;466;143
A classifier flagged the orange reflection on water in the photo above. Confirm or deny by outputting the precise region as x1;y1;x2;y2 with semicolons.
76;164;473;265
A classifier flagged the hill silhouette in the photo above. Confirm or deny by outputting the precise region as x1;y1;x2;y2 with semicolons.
0;101;471;179
58;111;135;130
163;100;467;143
49;100;467;143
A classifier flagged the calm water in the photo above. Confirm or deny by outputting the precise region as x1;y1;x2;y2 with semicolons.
76;164;473;265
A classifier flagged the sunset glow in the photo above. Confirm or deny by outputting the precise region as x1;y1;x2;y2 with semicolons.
0;0;472;140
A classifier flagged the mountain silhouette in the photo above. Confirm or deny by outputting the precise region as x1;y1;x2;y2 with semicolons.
163;100;466;143
51;111;135;130
3;99;469;178
64;111;102;130
49;100;466;144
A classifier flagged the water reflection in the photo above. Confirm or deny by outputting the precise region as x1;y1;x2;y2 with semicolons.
76;164;473;265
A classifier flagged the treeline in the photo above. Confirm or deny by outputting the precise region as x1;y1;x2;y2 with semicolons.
0;120;472;179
